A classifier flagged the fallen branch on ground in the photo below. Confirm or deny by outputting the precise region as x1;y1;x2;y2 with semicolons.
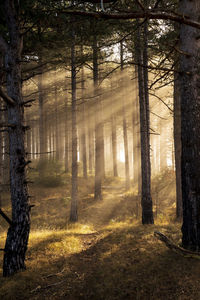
44;268;66;278
154;231;200;258
31;280;66;293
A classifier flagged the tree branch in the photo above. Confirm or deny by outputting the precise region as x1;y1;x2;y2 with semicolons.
149;92;173;112
0;209;13;226
58;9;200;30
0;87;16;106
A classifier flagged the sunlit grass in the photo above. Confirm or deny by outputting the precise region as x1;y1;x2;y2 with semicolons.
1;171;198;300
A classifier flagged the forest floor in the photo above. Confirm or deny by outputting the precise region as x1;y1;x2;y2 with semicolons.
0;171;200;299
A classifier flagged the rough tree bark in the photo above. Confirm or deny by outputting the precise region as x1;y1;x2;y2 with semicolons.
174;71;182;219
179;0;200;251
135;20;154;224
0;0;30;277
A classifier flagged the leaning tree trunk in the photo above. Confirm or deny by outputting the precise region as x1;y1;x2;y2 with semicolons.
179;0;200;251
135;20;154;224
70;18;78;222
1;0;30;277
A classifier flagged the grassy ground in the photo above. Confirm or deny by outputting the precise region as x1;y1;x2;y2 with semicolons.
0;171;200;300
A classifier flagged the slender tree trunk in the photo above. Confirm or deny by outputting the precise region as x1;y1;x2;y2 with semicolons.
54;72;60;161
110;74;118;177
179;0;200;250
132;66;141;195
80;60;87;178
70;19;78;222
2;0;30;276
111;111;118;177
93;31;103;200
38;63;45;156
65;88;69;173
99;95;105;178
174;71;182;219
135;20;154;224
120;41;130;190
88;120;94;174
38;62;46;175
26;114;31;160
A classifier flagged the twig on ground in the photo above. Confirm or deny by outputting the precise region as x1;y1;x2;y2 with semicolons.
31;280;66;293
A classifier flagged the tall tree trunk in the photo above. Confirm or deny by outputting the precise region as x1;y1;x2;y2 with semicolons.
88;116;94;174
80;60;87;178
132;66;141;195
93;30;103;200
174;71;182;219
135;20;154;224
0;102;3;208
38;63;45;156
120;41;130;190
111;109;118;177
1;0;30;276
54;72;60;161
110;74;118;177
38;62;46;175
3;107;9;187
65;88;69;173
179;0;200;250
70;19;78;222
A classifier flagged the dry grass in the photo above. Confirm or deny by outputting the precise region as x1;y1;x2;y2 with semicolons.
0;172;200;300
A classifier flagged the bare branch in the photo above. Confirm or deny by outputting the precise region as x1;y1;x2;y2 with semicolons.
21;99;36;107
149;92;173;112
0;209;12;226
150;111;168;120
0;87;16;106
58;9;200;30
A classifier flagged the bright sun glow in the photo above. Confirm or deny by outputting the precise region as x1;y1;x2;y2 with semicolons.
119;149;125;162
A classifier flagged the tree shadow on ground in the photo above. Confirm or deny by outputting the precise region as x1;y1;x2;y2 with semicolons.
27;224;200;300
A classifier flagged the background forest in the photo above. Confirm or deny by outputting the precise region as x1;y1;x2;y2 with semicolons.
1;0;200;299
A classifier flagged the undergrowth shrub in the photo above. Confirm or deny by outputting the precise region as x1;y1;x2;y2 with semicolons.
29;159;65;187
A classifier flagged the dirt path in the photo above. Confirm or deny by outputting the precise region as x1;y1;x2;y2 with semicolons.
30;184;129;299
79;184;126;230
